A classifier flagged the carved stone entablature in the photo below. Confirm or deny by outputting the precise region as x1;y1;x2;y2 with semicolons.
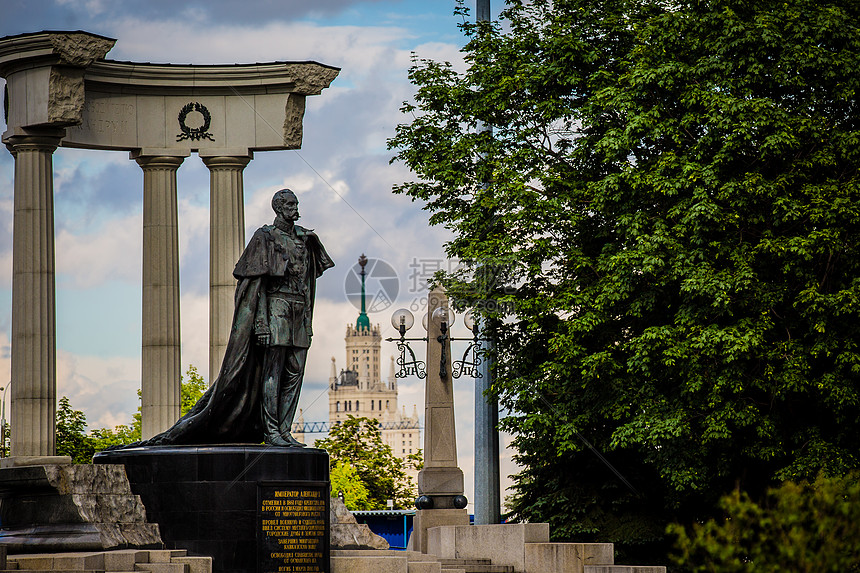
0;30;340;152
0;31;116;129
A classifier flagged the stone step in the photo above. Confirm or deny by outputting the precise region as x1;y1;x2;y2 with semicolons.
133;563;186;573
0;570;102;573
137;551;187;564
407;562;440;573
585;567;666;573
331;553;409;573
168;557;210;573
9;555;106;571
438;560;513;573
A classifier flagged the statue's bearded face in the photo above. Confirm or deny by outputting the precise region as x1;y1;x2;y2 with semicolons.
273;191;299;221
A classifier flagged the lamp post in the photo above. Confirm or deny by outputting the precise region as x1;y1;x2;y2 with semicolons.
473;0;502;527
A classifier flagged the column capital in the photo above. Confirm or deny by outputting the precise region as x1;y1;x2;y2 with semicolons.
201;154;253;170
4;129;66;156
131;148;189;162
133;154;187;170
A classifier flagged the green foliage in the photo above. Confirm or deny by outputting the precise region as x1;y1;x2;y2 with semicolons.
315;415;414;510
669;473;860;572
1;422;9;458
330;461;372;510
56;396;95;463
389;0;860;561
406;449;424;473
89;403;142;452
180;365;207;416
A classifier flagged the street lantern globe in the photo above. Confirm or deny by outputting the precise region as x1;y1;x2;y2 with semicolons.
390;308;415;332
463;309;475;333
431;306;454;328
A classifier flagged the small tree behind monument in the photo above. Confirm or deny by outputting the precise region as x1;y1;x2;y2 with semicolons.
315;415;415;510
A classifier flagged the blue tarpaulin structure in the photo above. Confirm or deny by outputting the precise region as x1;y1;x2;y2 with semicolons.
352;510;415;550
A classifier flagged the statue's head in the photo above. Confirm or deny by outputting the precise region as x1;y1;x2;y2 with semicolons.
272;189;299;221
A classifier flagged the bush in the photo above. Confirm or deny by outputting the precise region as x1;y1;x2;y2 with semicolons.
669;473;860;572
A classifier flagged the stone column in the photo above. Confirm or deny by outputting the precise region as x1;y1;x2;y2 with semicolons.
200;152;251;383
133;151;188;440
413;287;469;553
4;130;65;458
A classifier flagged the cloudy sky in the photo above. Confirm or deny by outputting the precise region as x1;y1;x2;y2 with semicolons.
0;0;515;510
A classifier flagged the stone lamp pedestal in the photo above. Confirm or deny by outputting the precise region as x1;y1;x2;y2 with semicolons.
410;288;470;553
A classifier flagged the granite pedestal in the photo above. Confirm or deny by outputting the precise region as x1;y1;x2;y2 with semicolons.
94;445;330;573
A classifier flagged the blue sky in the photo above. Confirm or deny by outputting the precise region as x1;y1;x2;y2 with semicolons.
0;0;514;509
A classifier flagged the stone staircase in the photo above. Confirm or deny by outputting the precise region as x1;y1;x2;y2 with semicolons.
0;549;211;573
439;558;514;572
584;568;666;573
332;550;517;573
0;525;664;573
426;524;666;573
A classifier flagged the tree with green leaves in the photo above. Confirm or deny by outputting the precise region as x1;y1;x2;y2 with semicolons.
315;416;415;510
56;396;95;463
180;365;207;416
670;472;860;572
389;0;860;562
330;461;372;510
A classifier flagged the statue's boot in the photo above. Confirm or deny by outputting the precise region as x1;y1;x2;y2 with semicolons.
282;433;306;448
265;434;292;446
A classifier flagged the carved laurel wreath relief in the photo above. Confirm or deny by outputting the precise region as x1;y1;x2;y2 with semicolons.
176;102;215;142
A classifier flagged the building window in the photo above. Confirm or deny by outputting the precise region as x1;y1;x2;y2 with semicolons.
378;400;382;411
336;402;340;412
386;400;389;410
356;401;360;411
371;401;374;411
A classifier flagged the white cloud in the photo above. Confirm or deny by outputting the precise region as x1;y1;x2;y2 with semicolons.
179;291;210;380
107;19;411;74
56;350;141;430
55;211;143;289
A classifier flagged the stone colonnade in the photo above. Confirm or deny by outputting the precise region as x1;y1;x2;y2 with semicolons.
4;139;254;444
0;31;338;455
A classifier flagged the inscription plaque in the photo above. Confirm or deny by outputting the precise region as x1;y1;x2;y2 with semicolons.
258;482;330;573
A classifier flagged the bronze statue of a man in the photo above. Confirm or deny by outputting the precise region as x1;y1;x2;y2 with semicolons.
140;189;333;446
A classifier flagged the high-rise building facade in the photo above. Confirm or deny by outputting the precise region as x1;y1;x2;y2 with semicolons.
328;255;421;486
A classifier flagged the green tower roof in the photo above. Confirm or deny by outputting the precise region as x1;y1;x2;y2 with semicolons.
356;254;370;331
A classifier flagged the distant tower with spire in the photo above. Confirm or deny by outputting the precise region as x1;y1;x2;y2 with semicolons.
328;254;421;486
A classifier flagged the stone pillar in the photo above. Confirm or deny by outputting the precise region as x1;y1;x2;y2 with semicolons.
133;151;188;440
200;152;251;383
4;130;64;458
413;287;469;553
